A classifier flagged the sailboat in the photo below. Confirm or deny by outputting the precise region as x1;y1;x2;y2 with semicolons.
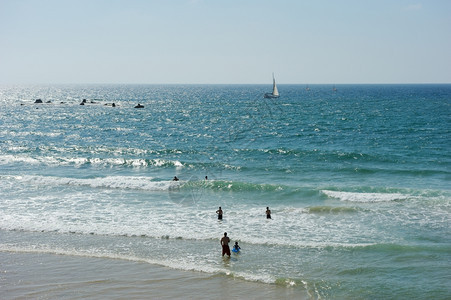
264;73;280;98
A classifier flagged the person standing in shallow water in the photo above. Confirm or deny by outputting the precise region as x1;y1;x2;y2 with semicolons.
266;207;271;219
221;232;231;257
216;207;223;220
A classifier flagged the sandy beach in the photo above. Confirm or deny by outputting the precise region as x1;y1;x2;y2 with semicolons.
1;251;308;299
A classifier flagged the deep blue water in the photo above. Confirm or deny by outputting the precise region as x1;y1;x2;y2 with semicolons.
1;84;450;299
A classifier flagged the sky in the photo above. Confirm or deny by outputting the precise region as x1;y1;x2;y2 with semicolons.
0;0;450;84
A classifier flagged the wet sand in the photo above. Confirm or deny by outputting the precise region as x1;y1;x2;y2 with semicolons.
0;251;308;299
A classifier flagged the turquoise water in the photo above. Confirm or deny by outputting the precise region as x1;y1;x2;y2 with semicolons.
1;84;450;298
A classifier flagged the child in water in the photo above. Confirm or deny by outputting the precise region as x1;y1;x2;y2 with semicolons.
233;241;241;252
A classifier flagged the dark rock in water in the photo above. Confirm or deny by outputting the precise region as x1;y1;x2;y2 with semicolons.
112;103;116;107
134;104;144;108
80;102;85;105
34;99;43;103
46;100;52;103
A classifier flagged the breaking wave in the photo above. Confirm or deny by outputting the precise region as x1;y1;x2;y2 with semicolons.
321;190;410;202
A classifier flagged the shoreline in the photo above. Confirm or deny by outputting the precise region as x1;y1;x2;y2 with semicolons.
0;251;308;300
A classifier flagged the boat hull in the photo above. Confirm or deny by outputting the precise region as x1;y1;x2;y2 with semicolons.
264;93;280;98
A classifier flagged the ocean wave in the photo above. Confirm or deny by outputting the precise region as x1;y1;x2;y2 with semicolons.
5;145;185;156
0;225;376;252
321;190;409;202
0;154;184;168
2;174;290;194
186;180;286;193
5;175;176;191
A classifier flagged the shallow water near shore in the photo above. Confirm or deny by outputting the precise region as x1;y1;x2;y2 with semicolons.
1;84;450;299
1;251;306;299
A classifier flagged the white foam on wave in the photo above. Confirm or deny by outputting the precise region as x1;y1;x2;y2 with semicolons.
0;154;41;165
240;234;375;249
321;190;409;202
0;154;184;168
8;175;176;191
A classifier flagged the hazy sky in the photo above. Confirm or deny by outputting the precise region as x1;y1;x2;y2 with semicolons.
1;0;450;84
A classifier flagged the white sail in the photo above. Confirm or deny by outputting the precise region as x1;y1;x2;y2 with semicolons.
272;75;279;96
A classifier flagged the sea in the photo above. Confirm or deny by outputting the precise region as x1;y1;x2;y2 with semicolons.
0;84;450;299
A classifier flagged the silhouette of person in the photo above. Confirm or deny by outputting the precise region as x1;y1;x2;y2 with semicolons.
221;232;231;257
233;241;241;252
216;207;223;220
266;207;271;219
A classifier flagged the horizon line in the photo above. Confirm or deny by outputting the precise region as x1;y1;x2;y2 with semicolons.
1;82;450;86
